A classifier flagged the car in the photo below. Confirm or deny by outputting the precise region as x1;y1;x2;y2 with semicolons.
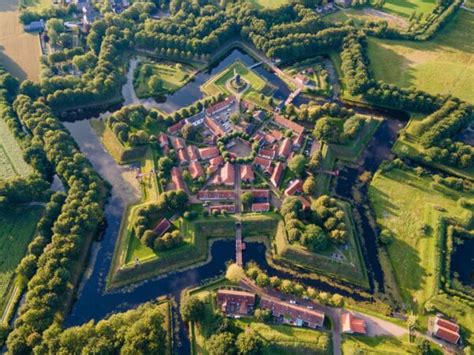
306;305;314;310
289;300;296;305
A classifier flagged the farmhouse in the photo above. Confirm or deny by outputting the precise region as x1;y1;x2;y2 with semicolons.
210;162;235;186
217;289;256;316
260;297;325;329
187;146;200;162
206;96;235;116
24;20;45;33
432;316;461;345
204;117;226;137
168;120;185;135
341;313;367;335
278;138;293;159
254;157;272;174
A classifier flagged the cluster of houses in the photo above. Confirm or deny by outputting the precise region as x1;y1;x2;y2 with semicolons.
158;95;314;212
430;315;462;345
216;288;366;334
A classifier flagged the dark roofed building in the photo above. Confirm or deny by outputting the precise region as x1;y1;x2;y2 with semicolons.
153;218;171;237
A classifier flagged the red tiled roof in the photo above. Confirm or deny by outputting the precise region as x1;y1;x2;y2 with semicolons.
436;318;460;333
341;313;366;334
274;114;305;135
172;137;186;150
297;196;311;210
187;146;199;162
211;162;234;186
251;190;270;199
252;131;265;144
284;179;303;196
240;165;255;182
434;326;460;344
189;161;204;179
265;133;276;144
206;96;235;116
171;167;186;191
271;162;284;188
278;138;293;158
198;190;234;200
210;156;224;167
293;134;304;147
167;120;185;135
251;203;270;212
177;149;189;164
254;156;272;173
260;296;324;328
210;204;235;213
153;218;171;237
204;117;226;137
271;129;284;141
217;289;255;315
199;146;220;160
259;148;275;160
158;133;169;147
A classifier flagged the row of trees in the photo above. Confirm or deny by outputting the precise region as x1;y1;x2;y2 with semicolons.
313;114;366;145
6;96;106;354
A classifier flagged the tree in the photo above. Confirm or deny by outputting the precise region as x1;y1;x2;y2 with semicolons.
415;337;432;355
148;75;163;94
288;154;307;177
207;332;236;355
254;308;272;323
241;192;254;210
303;176;317;196
182;123;196;141
180;296;205;323
236;331;262;355
301;224;329;252
226;263;245;283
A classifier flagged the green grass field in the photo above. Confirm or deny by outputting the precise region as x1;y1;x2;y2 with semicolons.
0;205;43;313
381;0;437;19
342;334;423;355
0;119;33;180
19;0;51;10
369;168;473;310
368;11;474;104
245;0;290;9
134;61;194;99
201;60;276;108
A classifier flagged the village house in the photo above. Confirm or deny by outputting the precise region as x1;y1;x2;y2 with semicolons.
188;161;204;180
251;203;270;212
432;316;461;345
293;134;304;148
199;146;220;160
294;73;310;86
240;165;255;183
210;162;235;186
210;205;236;214
341;313;367;335
177;149;189;165
284;179;303;196
278;138;293;159
258;148;275;160
204;116;226;137
172;137;186;151
271;129;284;141
168;120;186;135
153;218;171;238
260;297;325;329
274;114;305;136
271;162;284;188
217;289;256;316
187;146;200;163
254;157;272;174
171;167;186;191
158;133;169;148
206;96;235;117
198;190;235;201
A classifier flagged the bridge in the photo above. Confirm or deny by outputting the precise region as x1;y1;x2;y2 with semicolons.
248;61;263;69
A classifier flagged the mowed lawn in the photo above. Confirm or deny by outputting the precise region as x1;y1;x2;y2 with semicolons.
0;0;41;81
382;0;437;19
0;119;33;180
246;0;290;9
369;168;472;310
342;335;426;355
0;206;44;312
368;10;474;104
19;0;51;10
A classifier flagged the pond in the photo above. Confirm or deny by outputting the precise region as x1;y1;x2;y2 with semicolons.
451;237;474;288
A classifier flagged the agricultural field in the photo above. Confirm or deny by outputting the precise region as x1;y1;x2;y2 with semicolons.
381;0;437;19
0;119;33;180
367;11;474;104
133;60;195;99
201;60;276;108
0;205;44;314
245;0;290;9
0;0;41;81
369;167;473;311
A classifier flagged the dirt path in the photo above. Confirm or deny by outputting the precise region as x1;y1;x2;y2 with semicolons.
0;0;41;81
362;8;409;28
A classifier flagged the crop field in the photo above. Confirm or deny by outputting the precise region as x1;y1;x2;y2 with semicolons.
0;119;33;180
0;0;41;81
369;168;473;310
134;60;194;99
246;0;290;9
368;11;474;104
0;206;44;313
